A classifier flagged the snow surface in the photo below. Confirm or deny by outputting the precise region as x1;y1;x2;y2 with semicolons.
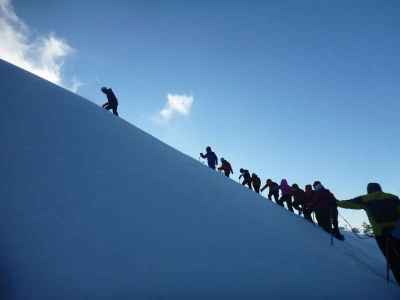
1;58;399;299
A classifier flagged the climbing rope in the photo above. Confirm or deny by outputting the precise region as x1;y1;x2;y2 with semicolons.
338;213;374;240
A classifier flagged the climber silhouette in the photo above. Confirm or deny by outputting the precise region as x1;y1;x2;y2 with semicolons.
292;183;305;215
261;179;280;202
239;168;252;190
278;179;294;212
302;184;315;223
200;146;218;170
218;158;233;177
101;87;119;116
311;181;344;241
337;183;400;284
251;173;261;193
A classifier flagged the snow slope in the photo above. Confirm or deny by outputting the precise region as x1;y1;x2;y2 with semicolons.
1;59;399;299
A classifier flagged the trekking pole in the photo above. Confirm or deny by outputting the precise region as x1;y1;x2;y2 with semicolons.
330;209;334;246
338;213;373;240
386;237;390;285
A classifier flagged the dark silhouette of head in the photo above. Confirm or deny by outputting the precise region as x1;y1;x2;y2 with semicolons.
367;183;382;194
101;87;108;93
251;173;257;178
313;181;324;191
266;178;272;185
292;183;299;190
240;168;245;173
305;184;313;192
206;146;211;153
220;157;225;163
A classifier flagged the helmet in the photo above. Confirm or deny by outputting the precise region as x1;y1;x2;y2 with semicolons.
220;157;225;162
206;146;211;152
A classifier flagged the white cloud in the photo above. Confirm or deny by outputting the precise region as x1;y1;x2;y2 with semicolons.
157;93;194;123
70;77;83;93
0;0;79;91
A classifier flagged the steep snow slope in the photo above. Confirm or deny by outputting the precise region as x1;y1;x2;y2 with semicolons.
1;59;399;299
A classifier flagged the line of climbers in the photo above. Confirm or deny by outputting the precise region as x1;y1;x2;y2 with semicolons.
99;89;400;287
199;145;400;285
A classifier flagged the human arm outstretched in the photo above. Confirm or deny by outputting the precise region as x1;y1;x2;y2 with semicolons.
260;183;267;193
336;196;365;210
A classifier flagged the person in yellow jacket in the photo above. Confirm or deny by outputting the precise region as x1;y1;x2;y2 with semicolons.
337;183;400;285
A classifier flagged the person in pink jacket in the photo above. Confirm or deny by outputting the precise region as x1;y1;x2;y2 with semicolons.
278;179;294;212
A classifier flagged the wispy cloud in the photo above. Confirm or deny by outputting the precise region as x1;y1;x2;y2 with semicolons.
155;93;194;123
70;77;83;93
0;0;79;92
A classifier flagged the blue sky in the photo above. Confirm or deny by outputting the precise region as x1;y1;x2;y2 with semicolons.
2;0;399;227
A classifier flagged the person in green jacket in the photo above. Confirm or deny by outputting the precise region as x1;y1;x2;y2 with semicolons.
337;183;400;285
